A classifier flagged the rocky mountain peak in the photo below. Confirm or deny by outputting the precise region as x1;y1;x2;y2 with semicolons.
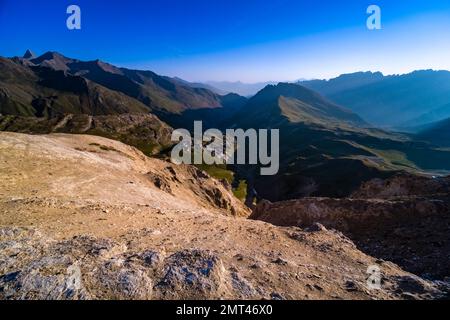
22;49;36;59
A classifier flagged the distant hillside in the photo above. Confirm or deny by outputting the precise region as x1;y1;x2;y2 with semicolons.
404;103;450;128
228;83;450;201
0;56;150;117
416;117;450;147
0;51;242;119
302;72;384;96
171;77;228;95
0;113;173;156
301;70;450;127
206;81;278;97
231;82;367;128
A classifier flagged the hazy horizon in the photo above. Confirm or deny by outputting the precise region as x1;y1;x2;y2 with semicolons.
6;47;450;85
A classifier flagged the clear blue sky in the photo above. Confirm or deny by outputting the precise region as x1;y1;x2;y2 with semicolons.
1;0;450;82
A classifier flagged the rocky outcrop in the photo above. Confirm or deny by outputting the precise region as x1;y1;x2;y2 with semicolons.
0;228;228;300
0;132;248;217
145;164;247;216
352;174;450;199
251;196;450;280
251;197;450;233
0;113;174;155
1;226;448;300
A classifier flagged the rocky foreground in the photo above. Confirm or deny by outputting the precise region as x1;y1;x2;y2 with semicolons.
252;175;450;281
0;132;448;300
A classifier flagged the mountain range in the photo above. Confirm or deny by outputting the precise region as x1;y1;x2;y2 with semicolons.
1;50;450;299
301;71;450;128
224;83;450;201
2;51;450;202
0;51;243;153
416;117;450;147
1;51;238;118
205;81;279;97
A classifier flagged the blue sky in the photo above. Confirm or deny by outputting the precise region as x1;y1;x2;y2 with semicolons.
1;0;450;82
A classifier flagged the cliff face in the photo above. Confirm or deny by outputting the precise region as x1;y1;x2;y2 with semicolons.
251;197;450;233
1;132;447;300
351;174;450;199
251;178;450;280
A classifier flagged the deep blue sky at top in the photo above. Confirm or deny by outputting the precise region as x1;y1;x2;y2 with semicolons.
1;0;450;81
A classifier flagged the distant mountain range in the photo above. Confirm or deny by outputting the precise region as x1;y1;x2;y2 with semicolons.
301;70;450;128
229;82;366;128
2;51;450;201
170;77;229;95
223;82;450;201
0;50;236;118
205;81;279;97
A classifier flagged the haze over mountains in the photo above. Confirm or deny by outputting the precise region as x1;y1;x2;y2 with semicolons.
416;117;450;148
205;81;279;97
222;82;450;201
2;50;450;197
300;71;450;128
1;50;450;300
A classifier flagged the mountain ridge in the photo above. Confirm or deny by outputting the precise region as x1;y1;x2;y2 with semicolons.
229;82;367;129
223;83;450;202
2;51;245;118
301;70;450;127
3;51;450;203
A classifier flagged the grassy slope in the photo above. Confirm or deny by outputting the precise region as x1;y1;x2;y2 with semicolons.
195;164;247;202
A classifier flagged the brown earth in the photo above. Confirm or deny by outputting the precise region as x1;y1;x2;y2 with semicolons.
251;175;450;281
352;174;450;199
0;132;448;300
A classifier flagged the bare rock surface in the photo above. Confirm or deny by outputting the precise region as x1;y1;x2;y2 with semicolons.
0;132;248;217
251;194;450;281
0;132;447;300
352;174;450;199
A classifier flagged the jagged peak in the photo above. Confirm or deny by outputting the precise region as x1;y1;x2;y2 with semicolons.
23;49;36;59
252;82;321;101
34;51;68;61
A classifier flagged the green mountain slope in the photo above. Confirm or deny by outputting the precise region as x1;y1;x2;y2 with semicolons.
230;83;367;129
228;83;450;201
0;113;173;156
416;117;450;148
